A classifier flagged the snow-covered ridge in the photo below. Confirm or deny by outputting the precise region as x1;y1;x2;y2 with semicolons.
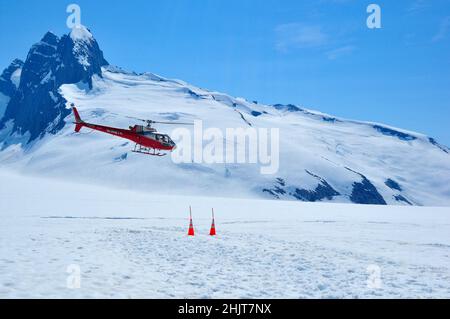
106;65;447;151
103;66;438;146
1;30;449;206
70;25;94;43
70;25;96;68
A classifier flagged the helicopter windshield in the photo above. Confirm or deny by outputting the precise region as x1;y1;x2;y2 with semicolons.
154;134;173;145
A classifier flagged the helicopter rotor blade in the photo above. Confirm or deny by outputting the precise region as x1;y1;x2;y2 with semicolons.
123;115;194;125
150;121;194;125
125;116;147;122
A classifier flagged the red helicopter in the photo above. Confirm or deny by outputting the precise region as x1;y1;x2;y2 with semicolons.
72;105;192;156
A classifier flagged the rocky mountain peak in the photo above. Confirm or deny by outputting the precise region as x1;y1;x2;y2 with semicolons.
0;26;109;142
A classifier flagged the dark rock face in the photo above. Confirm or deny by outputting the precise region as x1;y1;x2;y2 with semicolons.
263;178;287;199
0;59;23;120
0;59;23;99
182;88;206;100
385;178;402;191
394;195;413;205
292;182;340;202
264;168;388;205
2;32;67;140
291;171;340;202
350;176;387;205
0;27;108;142
272;104;340;124
345;167;387;205
263;172;340;202
55;32;108;89
273;104;301;112
321;116;338;123
429;138;449;154
373;125;416;141
262;186;286;199
276;178;286;187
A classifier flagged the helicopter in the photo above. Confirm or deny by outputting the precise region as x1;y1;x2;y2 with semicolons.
71;105;193;156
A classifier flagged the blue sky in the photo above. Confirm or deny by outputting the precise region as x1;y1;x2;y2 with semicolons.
1;0;449;144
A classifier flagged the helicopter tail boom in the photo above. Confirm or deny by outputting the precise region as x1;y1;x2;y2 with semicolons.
72;107;84;132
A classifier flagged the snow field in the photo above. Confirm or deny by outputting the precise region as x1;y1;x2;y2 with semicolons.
1;170;449;298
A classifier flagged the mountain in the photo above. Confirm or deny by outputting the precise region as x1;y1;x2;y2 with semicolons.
0;59;23;119
0;26;107;143
0;27;449;206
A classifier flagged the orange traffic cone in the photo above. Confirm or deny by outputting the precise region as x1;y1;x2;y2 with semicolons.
188;206;195;236
209;208;216;236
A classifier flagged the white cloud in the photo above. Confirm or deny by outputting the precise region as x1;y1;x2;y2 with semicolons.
275;23;328;52
407;0;429;14
274;22;356;60
326;45;356;60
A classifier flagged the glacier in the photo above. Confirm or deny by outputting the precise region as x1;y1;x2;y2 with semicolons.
1;169;449;298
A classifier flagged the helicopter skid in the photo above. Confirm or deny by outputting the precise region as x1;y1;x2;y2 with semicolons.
132;144;167;157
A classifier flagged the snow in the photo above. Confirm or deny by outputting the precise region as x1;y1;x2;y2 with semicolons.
10;68;21;88
49;91;58;103
52;69;450;206
0;92;9;119
70;25;94;68
70;25;94;43
1;67;449;206
1;169;449;298
40;71;53;84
